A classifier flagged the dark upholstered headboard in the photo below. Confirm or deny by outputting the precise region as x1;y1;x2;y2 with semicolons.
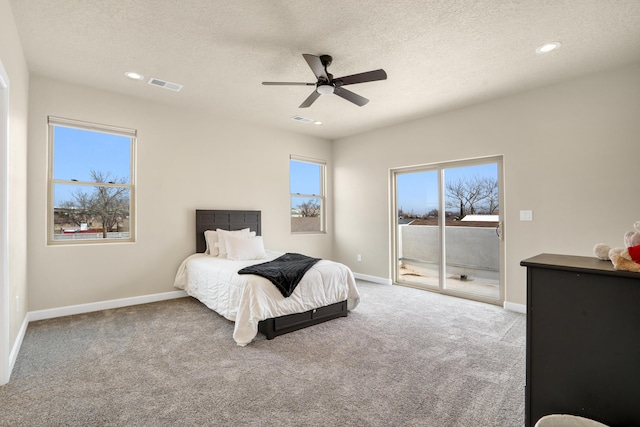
195;210;261;253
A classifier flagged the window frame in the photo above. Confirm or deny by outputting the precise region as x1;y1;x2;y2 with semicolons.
289;155;326;234
47;116;136;245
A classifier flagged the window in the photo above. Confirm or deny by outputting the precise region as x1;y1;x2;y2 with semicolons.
290;156;325;233
48;116;136;244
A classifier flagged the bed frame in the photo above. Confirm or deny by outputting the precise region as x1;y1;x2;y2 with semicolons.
195;209;348;340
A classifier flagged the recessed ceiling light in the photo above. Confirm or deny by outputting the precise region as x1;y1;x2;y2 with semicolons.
535;42;561;54
314;121;323;125
124;71;144;80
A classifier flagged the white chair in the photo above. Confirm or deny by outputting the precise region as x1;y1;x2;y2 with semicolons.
534;414;609;427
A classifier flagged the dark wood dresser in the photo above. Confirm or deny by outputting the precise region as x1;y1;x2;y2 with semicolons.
520;254;640;427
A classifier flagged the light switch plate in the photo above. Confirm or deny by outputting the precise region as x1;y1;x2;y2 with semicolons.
520;210;533;221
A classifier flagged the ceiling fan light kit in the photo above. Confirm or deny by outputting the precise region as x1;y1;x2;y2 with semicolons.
316;85;334;95
262;54;387;108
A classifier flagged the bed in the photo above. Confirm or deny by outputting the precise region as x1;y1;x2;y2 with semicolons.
173;209;360;346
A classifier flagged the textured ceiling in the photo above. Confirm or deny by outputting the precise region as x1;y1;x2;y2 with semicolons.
8;0;640;140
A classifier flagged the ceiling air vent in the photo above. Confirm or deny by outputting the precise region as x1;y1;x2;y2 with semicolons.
147;77;183;92
290;115;313;124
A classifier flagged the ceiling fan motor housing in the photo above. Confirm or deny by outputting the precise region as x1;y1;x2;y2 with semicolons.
319;55;333;67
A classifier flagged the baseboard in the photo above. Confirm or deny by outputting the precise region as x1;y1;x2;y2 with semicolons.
503;300;526;314
27;290;188;322
9;314;29;376
353;272;392;285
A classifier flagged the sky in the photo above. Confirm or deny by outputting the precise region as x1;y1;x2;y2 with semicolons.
397;163;498;215
290;160;322;212
53;126;131;205
290;160;321;195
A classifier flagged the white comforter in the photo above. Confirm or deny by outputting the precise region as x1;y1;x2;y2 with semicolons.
174;250;360;346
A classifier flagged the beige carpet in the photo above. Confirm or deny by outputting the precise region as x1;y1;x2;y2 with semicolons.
1;281;525;426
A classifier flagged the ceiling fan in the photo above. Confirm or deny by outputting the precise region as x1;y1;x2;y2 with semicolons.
262;54;387;108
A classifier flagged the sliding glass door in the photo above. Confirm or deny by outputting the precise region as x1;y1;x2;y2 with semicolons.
396;170;440;290
393;157;503;304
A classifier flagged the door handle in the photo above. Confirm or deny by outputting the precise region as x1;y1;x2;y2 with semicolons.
496;221;503;240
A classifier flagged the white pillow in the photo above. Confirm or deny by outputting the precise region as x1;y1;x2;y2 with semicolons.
215;228;254;258
224;234;267;261
204;230;219;255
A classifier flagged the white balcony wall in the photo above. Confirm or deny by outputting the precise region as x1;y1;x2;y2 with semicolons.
399;225;499;280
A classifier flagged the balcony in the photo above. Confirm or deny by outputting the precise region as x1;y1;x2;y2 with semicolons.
398;219;500;300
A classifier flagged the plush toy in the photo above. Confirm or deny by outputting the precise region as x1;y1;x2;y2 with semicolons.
593;221;640;272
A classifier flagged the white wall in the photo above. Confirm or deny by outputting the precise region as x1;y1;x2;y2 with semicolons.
333;62;640;306
0;0;29;383
27;76;333;311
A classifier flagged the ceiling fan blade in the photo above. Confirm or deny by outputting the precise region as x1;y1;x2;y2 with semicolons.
335;69;387;86
334;87;369;106
299;90;321;108
262;82;315;86
302;54;329;81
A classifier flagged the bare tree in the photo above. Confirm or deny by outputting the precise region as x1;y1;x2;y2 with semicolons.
297;199;320;217
482;176;499;214
59;170;129;238
57;196;92;228
445;175;498;218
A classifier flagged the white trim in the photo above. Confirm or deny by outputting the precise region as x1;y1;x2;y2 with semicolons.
28;290;188;322
9;315;28;375
0;59;10;386
289;154;326;165
390;155;506;305
290;157;326;234
503;301;526;314
353;272;392;285
47;117;137;245
47;115;137;137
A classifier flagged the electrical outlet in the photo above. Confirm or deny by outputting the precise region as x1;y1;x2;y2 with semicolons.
15;295;19;310
357;254;362;262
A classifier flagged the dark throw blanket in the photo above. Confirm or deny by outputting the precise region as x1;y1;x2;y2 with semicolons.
237;253;320;297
